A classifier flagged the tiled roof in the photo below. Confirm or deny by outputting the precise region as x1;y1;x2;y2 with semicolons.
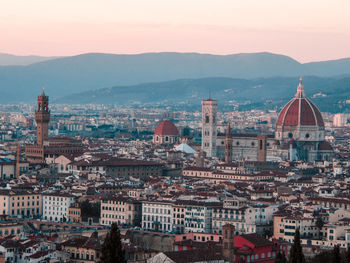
240;233;273;248
276;82;324;127
154;120;179;136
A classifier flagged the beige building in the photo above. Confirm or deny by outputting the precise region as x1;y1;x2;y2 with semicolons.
0;190;42;218
61;236;101;262
100;195;141;226
273;214;319;243
68;203;81;223
0;159;29;180
0;220;23;238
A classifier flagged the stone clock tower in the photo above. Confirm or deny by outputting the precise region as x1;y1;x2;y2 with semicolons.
201;98;218;158
35;89;50;145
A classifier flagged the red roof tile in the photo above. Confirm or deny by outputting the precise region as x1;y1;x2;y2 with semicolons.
154;120;178;136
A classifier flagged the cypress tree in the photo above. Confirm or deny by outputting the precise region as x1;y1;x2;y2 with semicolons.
289;228;305;263
345;248;350;263
275;252;287;263
311;251;332;263
100;223;126;263
331;245;341;263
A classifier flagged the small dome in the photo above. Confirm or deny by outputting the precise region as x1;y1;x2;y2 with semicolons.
276;78;324;127
154;120;178;136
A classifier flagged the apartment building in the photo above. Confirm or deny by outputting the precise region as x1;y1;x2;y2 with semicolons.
142;200;173;232
100;195;142;226
42;193;75;222
181;200;220;234
273;215;318;243
212;198;247;234
0;190;42;218
245;204;278;235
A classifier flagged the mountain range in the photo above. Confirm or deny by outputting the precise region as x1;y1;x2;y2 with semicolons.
0;52;350;111
55;76;350;113
0;53;58;66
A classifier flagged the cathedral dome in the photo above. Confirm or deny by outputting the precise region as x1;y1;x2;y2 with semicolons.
276;78;324;128
275;78;325;142
154;120;178;136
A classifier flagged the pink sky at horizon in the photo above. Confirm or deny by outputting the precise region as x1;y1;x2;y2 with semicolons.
1;0;350;63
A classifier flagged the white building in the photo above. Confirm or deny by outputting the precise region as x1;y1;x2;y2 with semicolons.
142;200;174;232
181;200;219;234
333;113;348;127
42;193;75;222
53;155;74;174
245;205;278;234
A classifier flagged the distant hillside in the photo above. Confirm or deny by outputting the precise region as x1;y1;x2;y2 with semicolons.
1;52;350;103
56;76;350;113
0;53;58;66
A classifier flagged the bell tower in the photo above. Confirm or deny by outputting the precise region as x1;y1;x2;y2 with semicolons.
225;124;233;163
35;89;50;145
201;98;218;157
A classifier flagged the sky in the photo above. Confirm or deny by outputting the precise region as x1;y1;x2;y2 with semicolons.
1;0;350;62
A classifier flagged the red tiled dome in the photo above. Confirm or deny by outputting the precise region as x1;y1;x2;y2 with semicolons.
276;78;324;127
154;120;178;136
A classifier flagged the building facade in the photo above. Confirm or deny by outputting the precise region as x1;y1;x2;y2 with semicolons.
142;200;173;232
42;193;75;222
0;190;42;218
100;195;141;226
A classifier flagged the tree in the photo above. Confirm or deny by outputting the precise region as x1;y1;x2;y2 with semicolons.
345;248;350;263
316;217;324;238
289;228;305;263
80;200;100;218
332;245;341;263
311;251;332;263
274;252;287;263
100;223;126;263
315;217;324;230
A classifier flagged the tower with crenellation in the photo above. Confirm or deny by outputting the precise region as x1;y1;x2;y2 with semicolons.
35;89;50;145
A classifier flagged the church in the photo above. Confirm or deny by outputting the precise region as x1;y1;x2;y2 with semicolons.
201;78;333;162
